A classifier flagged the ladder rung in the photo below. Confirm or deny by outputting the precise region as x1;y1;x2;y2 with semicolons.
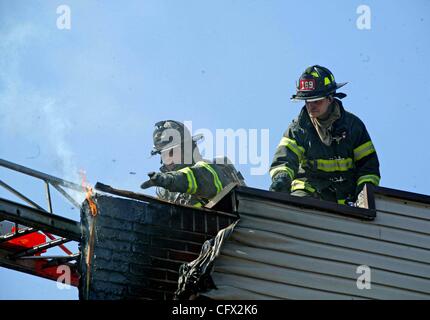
0;227;36;243
19;253;80;261
10;238;71;259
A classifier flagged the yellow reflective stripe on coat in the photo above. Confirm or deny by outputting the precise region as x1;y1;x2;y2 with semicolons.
357;174;380;186
291;179;316;193
306;158;354;172
337;199;346;205
178;167;198;194
354;141;376;162
269;165;295;180
193;202;203;208
196;161;223;194
278;137;305;162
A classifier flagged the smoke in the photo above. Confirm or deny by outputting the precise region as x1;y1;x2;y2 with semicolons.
0;15;149;204
0;23;85;204
41;99;86;204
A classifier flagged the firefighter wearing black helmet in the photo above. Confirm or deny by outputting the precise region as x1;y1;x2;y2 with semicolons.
269;65;380;205
141;120;245;207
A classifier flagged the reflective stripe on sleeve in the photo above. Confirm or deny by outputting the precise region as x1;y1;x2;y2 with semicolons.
278;137;305;162
196;161;223;194
291;179;316;193
357;174;380;186
354;141;376;162
178;167;198;194
269;165;295;180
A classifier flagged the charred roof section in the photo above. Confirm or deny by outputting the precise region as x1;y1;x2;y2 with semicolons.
79;191;237;300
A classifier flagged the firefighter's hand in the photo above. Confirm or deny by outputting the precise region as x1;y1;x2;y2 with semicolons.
140;172;173;189
269;173;291;193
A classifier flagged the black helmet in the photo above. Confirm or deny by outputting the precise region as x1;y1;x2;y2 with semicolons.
151;120;203;156
291;65;347;101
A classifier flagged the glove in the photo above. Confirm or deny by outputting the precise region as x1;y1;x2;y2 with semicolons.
346;200;357;207
140;172;174;189
343;193;366;207
269;173;292;193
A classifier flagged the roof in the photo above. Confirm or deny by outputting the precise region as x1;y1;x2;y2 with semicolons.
193;186;430;299
82;183;430;300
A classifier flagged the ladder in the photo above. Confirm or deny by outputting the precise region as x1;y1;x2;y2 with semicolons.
0;159;82;286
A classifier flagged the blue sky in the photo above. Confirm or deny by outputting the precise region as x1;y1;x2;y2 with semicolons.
0;0;429;299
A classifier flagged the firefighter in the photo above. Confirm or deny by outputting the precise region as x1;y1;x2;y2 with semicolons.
269;65;380;205
141;120;246;207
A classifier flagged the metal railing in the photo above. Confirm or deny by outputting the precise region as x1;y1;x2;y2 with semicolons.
0;158;84;258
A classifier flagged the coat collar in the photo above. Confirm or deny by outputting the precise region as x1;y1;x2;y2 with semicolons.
298;98;346;130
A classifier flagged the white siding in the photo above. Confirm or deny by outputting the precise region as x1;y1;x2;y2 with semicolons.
203;192;430;300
